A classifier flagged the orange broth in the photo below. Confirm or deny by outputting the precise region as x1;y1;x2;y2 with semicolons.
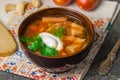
23;17;89;57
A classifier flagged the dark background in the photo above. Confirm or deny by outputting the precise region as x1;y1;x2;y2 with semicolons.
84;0;120;80
0;0;119;80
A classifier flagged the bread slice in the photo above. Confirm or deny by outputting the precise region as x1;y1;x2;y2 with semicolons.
0;22;17;57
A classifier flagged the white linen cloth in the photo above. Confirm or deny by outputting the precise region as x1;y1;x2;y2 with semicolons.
0;0;119;80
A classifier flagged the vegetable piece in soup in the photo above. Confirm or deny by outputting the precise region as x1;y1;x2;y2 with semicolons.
20;17;89;57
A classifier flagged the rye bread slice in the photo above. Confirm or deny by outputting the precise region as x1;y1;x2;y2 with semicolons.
0;23;17;57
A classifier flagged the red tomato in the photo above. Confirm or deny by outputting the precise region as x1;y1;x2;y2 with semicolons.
76;0;99;11
53;0;72;6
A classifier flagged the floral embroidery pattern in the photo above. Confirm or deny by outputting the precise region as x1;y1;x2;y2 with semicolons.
0;2;111;80
93;19;105;28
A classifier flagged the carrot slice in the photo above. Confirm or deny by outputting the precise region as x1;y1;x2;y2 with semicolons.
42;17;67;22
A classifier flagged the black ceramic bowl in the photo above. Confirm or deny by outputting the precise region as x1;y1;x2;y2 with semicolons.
18;8;94;73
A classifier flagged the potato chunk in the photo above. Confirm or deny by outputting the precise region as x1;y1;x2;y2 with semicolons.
65;43;82;54
65;38;86;54
74;38;86;44
71;23;84;31
70;23;86;37
63;36;75;45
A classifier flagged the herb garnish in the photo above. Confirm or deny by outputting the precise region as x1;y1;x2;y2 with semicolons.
50;23;65;38
20;35;58;56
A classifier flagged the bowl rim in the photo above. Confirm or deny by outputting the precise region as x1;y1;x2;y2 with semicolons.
18;7;94;59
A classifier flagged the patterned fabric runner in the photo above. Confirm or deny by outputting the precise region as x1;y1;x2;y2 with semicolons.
0;1;118;80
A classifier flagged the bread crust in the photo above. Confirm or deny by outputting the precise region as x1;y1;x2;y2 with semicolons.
0;22;17;57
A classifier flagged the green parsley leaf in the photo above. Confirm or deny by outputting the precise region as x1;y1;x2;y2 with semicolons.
41;46;58;56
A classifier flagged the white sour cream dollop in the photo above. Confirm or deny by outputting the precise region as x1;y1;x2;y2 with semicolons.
39;32;63;51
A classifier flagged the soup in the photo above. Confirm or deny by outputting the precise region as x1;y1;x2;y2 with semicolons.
20;16;89;57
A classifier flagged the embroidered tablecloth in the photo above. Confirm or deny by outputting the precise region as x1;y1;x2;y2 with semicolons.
0;0;119;80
